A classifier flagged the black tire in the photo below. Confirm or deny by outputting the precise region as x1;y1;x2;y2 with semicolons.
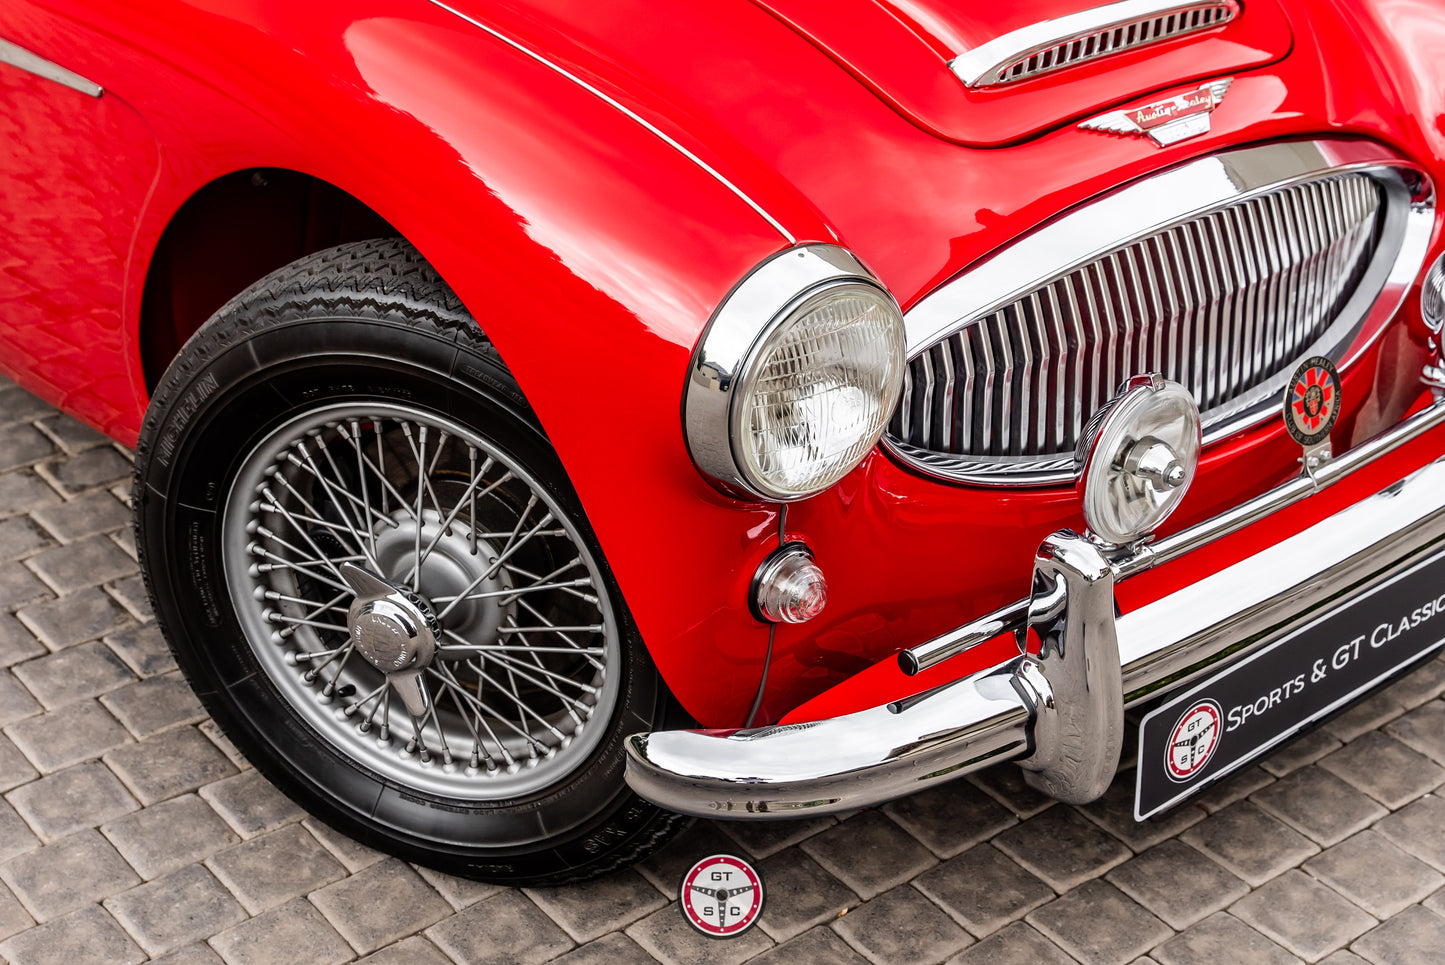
133;238;689;885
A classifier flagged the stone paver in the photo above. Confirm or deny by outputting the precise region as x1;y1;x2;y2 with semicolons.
1303;830;1444;919
104;725;237;805
4;375;1445;964
949;920;1077;965
993;803;1132;891
12;640;134;708
1152;912;1298;965
0;829;139;922
800;809;938;899
0;904;145;965
914;842;1053;937
1317;731;1445;809
430;891;578;965
309;858;451;954
7;761;138;841
208;898;352;965
1028;878;1171;965
104;623;177;678
104;864;246;956
1107;839;1250;930
16;586;130;651
1182;799;1320;885
102;793;240;880
1229;869;1377;961
1350;904;1445;965
832;883;972;964
1252;765;1389;846
101;671;206;738
25;535;137;595
205;824;345;914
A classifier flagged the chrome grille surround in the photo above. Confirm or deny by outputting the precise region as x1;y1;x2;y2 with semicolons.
949;0;1239;89
888;140;1436;486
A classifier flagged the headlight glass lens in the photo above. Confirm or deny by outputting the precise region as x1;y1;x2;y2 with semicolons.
1424;253;1445;332
734;284;905;499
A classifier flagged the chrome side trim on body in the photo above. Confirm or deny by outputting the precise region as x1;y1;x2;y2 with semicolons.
0;38;102;97
948;0;1238;88
425;1;796;245
890;139;1435;485
625;395;1445;817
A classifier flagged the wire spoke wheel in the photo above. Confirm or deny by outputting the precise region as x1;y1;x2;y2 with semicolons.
138;239;688;883
223;401;621;799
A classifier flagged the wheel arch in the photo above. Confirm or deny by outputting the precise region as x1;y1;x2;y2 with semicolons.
136;168;401;391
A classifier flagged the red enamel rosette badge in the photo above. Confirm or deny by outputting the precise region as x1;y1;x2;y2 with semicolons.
679;854;764;938
1282;356;1341;448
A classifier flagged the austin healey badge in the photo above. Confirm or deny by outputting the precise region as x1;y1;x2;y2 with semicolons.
1079;78;1233;146
1283;356;1341;448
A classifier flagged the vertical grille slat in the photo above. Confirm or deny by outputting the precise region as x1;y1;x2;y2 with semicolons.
895;173;1385;471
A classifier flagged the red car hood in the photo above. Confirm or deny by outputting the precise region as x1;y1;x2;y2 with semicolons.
431;0;1316;303
750;0;1294;143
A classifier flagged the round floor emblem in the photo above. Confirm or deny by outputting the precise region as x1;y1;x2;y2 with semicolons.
1165;699;1223;782
679;854;764;938
1282;356;1341;447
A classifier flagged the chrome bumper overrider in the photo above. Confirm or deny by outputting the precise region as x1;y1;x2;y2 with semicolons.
624;398;1445;818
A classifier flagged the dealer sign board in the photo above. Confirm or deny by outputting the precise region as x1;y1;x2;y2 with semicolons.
1136;548;1445;819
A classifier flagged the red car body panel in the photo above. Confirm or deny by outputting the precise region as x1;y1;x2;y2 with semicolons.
1;0;1443;729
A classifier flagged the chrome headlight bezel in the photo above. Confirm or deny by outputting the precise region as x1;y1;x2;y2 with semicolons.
1424;252;1445;332
683;245;906;502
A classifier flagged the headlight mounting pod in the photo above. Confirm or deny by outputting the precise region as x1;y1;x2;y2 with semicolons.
684;245;907;501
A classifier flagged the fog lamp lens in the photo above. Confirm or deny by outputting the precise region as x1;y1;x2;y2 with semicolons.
734;284;905;500
1424;253;1445;332
751;544;827;624
1078;375;1201;547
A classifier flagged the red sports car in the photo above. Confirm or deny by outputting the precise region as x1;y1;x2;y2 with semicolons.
3;0;1444;885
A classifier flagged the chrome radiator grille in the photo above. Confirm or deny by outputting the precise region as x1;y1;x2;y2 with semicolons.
890;173;1385;477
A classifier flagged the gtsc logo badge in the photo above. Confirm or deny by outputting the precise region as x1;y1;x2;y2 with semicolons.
1165;699;1223;782
679;854;764;938
1282;356;1342;447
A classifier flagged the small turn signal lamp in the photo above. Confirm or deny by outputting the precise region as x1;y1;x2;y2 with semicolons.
1077;375;1201;548
751;543;827;624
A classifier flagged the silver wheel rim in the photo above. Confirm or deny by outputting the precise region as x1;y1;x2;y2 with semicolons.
221;401;621;799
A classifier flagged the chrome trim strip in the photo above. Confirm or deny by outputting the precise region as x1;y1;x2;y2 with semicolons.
425;1;795;244
625;399;1445;818
0;38;101;97
949;0;1238;88
891;140;1435;485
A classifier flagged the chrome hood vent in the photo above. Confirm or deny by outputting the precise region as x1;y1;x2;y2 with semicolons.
951;0;1239;88
887;141;1435;486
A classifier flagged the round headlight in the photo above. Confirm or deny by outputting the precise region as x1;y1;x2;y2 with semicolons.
685;246;906;501
1424;252;1445;332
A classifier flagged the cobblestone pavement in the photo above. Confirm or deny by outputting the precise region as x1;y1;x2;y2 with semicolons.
2;375;1445;965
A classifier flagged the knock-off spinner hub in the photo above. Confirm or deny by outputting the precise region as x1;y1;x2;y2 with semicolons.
351;597;432;671
339;564;440;717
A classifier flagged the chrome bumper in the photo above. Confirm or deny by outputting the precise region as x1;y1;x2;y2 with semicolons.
624;398;1445;818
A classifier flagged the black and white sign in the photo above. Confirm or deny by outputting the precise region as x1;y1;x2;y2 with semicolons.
1136;549;1445;820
